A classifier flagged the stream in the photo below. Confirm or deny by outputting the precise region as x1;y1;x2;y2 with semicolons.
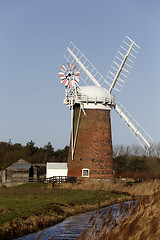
14;201;135;240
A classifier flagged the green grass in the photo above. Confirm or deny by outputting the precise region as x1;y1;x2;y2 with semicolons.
0;183;125;226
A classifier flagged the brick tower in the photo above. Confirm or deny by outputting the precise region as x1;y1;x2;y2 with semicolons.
67;86;114;180
67;106;113;180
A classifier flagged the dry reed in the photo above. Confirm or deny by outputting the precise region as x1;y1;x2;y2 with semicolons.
58;180;160;196
78;191;160;239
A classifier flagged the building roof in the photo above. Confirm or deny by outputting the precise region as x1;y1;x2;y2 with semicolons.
47;162;68;169
6;159;32;170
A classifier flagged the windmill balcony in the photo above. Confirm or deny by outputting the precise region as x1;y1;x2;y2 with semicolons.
64;93;115;108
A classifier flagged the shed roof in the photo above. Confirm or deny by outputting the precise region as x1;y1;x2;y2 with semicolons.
47;162;67;169
6;159;32;170
12;164;31;170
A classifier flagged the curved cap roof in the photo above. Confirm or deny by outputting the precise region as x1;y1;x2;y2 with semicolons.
80;86;110;98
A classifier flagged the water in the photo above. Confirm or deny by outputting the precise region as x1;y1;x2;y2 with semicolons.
14;201;135;240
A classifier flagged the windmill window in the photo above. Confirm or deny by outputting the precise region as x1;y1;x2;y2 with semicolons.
80;158;82;162
92;159;94;162
82;168;90;177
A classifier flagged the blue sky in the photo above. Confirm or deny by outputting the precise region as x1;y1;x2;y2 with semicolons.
0;0;159;149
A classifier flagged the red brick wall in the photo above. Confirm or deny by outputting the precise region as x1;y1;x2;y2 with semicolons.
67;105;113;180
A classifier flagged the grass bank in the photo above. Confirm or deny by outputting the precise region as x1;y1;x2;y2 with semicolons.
0;182;130;239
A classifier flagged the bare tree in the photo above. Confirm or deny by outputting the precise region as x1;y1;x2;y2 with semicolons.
113;143;160;158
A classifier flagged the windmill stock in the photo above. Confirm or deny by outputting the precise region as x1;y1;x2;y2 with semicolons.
59;36;153;180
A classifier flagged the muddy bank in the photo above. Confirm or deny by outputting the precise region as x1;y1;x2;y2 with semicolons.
0;196;132;240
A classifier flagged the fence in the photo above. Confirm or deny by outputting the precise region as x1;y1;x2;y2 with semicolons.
29;176;82;184
46;176;82;184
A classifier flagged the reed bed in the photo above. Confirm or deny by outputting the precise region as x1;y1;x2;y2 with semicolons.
77;187;160;239
60;181;160;239
58;180;160;196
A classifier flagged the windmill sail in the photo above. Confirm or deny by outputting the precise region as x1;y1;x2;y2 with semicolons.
62;37;153;153
64;42;110;89
115;102;152;149
106;36;140;93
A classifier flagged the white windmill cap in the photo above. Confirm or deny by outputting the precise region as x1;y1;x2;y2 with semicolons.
78;86;112;110
80;86;110;99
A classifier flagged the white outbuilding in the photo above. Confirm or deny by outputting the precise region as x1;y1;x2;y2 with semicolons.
46;162;68;179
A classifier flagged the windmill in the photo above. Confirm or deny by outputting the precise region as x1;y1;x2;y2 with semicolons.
59;36;152;180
